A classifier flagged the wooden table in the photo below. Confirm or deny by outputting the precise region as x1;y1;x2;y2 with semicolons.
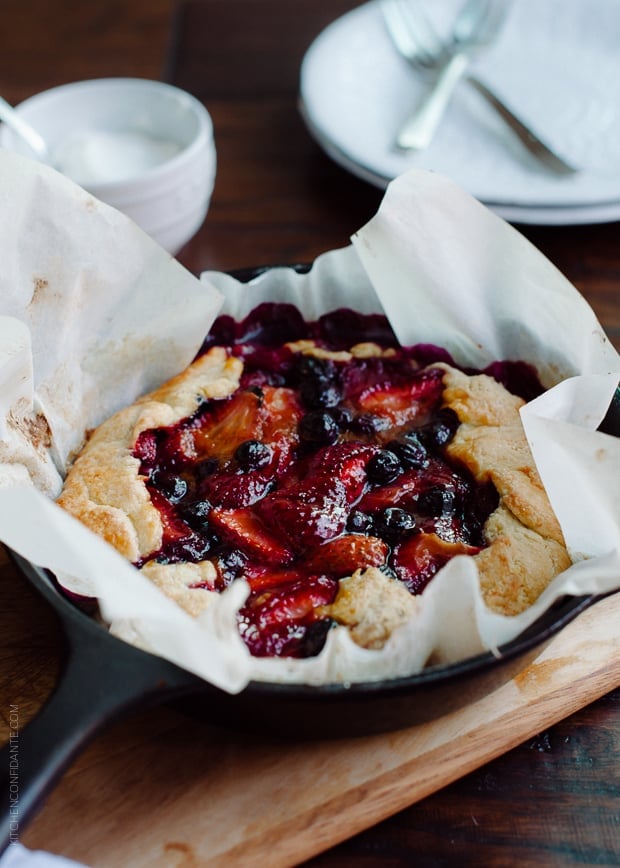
1;1;619;865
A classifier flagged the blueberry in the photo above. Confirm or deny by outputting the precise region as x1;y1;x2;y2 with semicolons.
366;450;404;485
294;355;335;384
349;413;389;437
300;380;341;410
235;439;272;470
179;498;212;530
420;409;459;450
374;507;416;542
183;534;214;561
347;510;374;534
416;486;457;516
217;548;248;582
386;433;428;469
294;355;342;409
329;406;354;429
150;470;188;503
298;619;333;657
298;410;340;446
163;532;213;563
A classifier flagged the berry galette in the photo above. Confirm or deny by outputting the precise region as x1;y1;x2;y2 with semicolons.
57;304;570;659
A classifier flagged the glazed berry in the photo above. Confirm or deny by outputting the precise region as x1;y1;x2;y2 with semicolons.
293;355;341;409
150;470;188;503
374;507;416;542
298;410;340;446
300;380;341;410
349;413;388;436
419;408;459;449
386;433;428;469
293;355;334;383
179;499;212;530
329;406;354;429
162;532;213;564
346;510;374;534
366;450;404;485
297;618;333;657
217;548;249;582
235;439;272;470
416;486;457;516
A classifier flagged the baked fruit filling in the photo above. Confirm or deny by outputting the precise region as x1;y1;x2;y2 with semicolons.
58;304;571;659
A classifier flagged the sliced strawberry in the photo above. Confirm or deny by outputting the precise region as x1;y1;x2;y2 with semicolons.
309;442;379;503
136;425;198;472
197;386;302;508
353;367;443;428
149;488;194;544
358;459;469;514
259;442;377;551
137;488;217;566
259;386;303;471
303;534;388;577
209;506;295;565
133;429;159;470
358;468;426;514
259;477;349;551
391;532;480;595
192;388;263;461
238;575;337;657
202;469;275;509
247;576;336;628
245;567;309;593
161;427;199;467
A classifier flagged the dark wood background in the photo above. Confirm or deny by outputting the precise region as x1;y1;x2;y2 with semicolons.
0;1;618;865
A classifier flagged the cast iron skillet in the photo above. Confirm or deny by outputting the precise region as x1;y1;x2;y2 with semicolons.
1;269;618;850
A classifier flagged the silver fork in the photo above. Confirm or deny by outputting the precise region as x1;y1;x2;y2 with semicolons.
382;0;578;174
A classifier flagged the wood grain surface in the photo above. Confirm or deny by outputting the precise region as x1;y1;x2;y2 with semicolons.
0;1;619;865
1;549;618;867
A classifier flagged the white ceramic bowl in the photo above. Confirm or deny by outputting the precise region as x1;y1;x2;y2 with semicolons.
0;78;216;254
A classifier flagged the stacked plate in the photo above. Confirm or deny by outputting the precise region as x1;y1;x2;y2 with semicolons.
299;0;620;224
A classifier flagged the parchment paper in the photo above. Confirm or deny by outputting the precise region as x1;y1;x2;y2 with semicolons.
0;150;618;690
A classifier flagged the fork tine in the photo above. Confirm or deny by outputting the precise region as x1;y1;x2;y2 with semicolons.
383;0;453;69
393;0;447;62
381;0;420;63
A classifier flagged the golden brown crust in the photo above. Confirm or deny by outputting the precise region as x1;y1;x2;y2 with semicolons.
474;507;571;615
439;365;569;615
141;560;219;617
436;364;525;426
447;423;564;544
57;348;242;563
321;567;419;649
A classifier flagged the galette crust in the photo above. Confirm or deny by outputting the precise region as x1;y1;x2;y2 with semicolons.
438;365;570;616
321;567;419;650
58;348;571;653
57;348;242;563
141;560;219;617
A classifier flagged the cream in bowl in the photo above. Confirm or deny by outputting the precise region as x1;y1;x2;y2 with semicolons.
53;128;184;186
0;77;216;254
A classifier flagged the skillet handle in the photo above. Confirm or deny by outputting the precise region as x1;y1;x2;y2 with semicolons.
0;602;195;853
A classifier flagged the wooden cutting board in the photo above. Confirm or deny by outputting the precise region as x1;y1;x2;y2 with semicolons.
2;550;619;867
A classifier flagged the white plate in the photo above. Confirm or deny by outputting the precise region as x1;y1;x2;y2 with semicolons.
300;0;620;222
